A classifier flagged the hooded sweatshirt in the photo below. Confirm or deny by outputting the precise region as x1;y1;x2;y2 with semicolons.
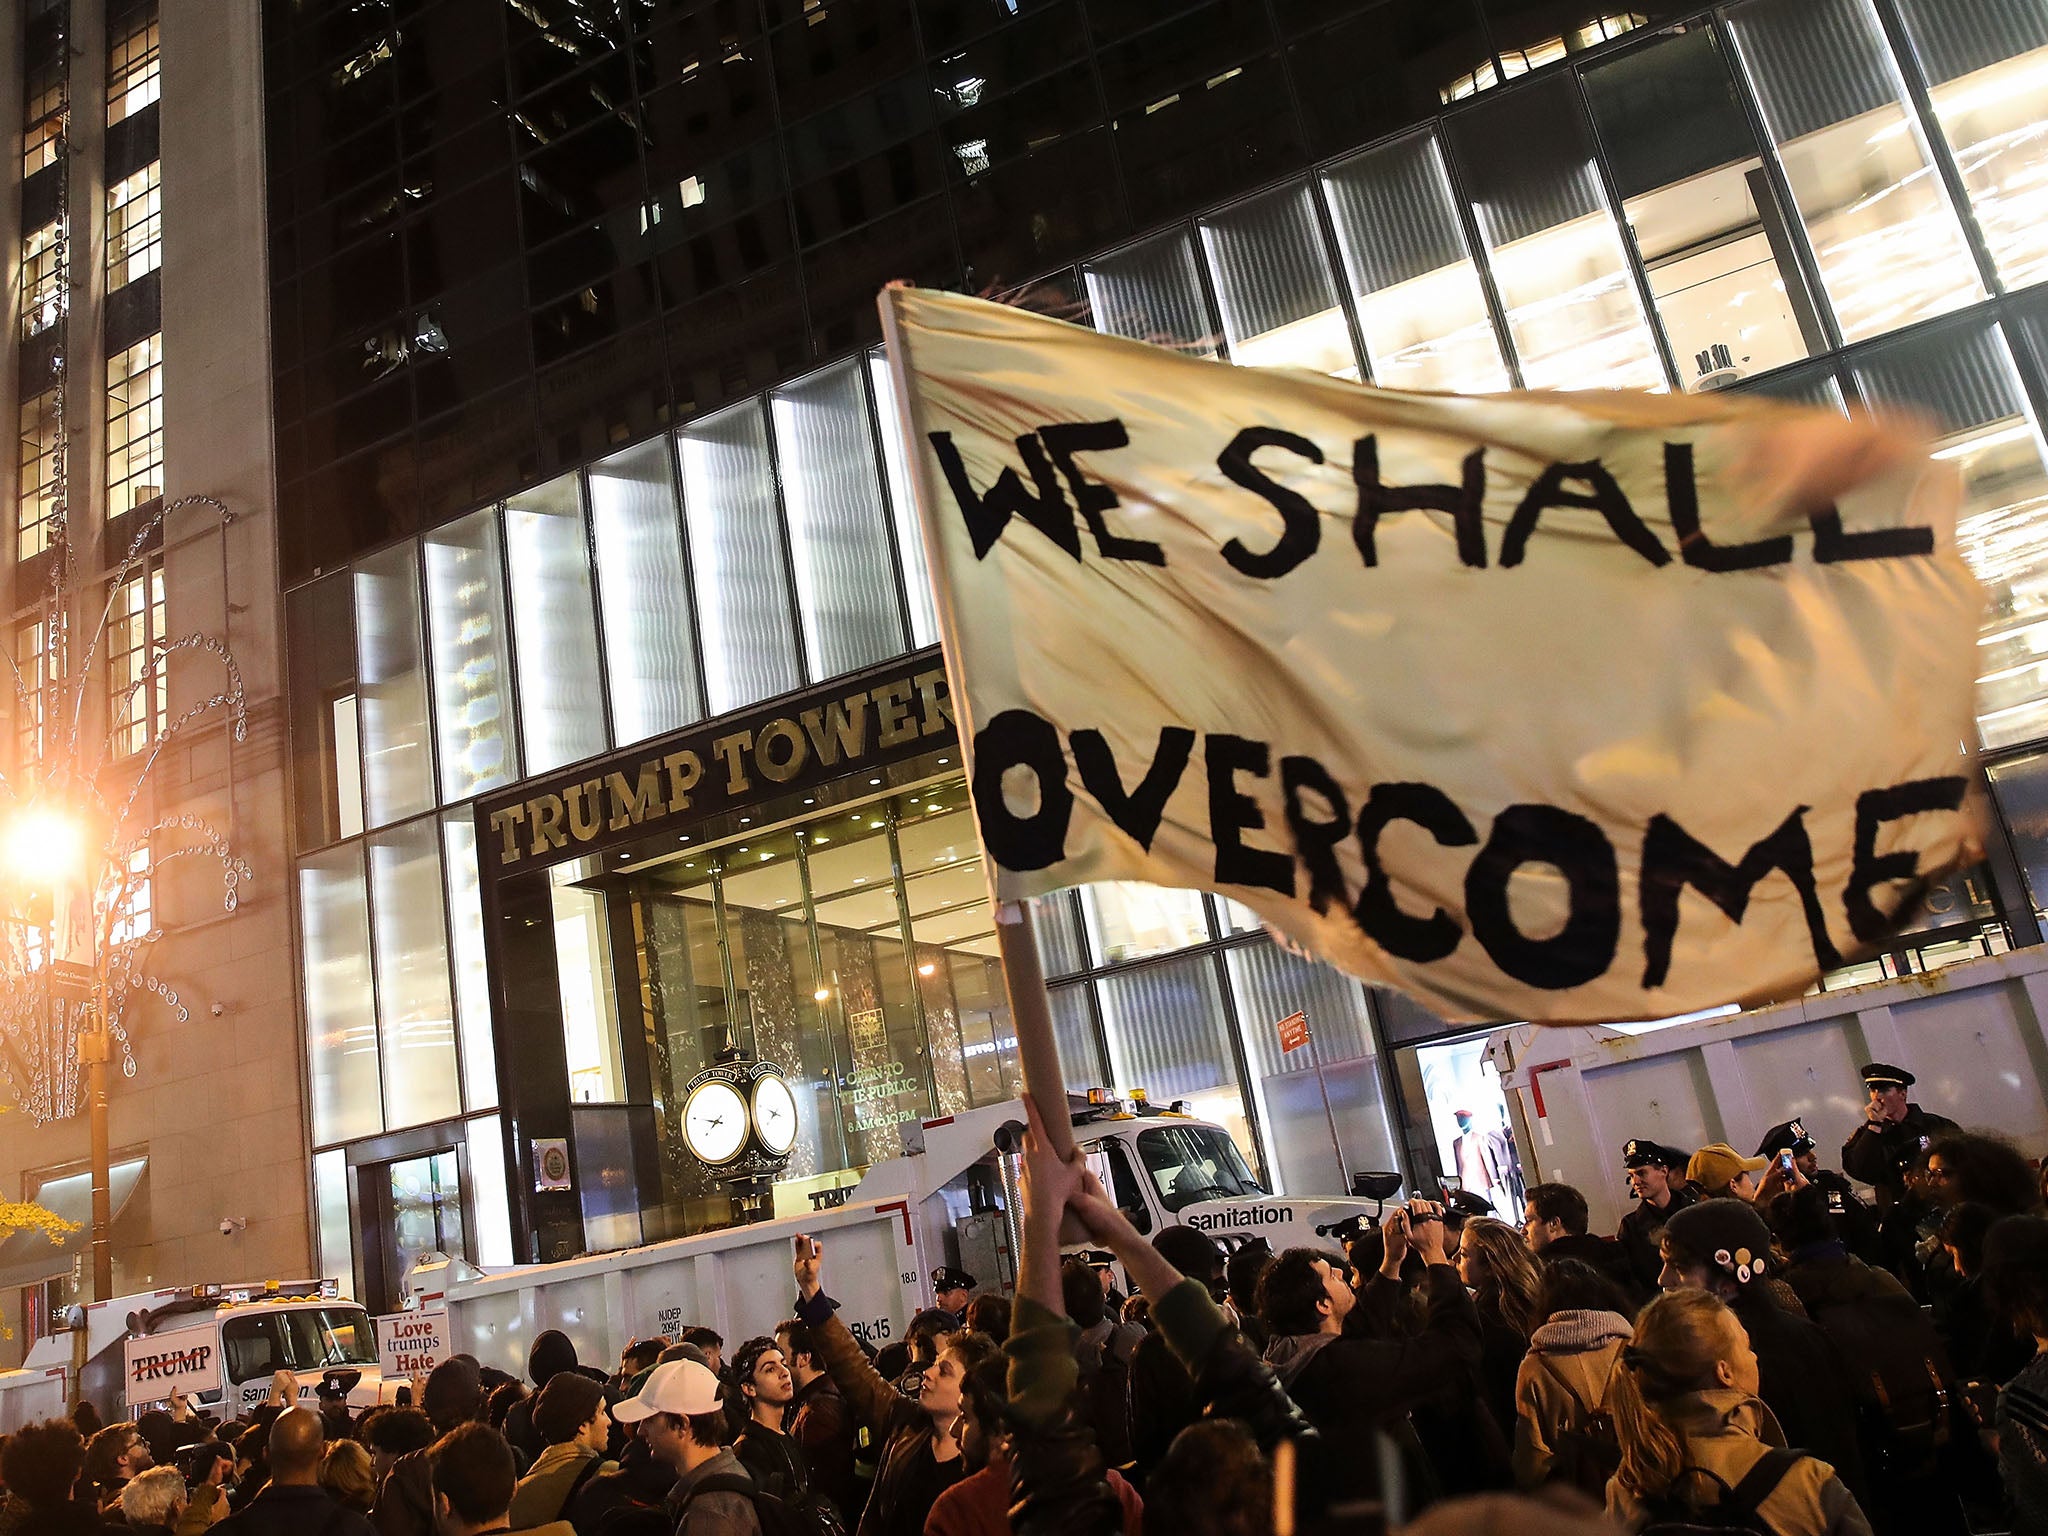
506;1332;585;1464
1512;1307;1632;1490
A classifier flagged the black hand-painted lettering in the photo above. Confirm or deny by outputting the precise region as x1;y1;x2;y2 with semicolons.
1280;755;1352;915
1206;733;1294;895
928;430;1082;561
1811;506;1935;563
1845;776;1967;943
1073;726;1196;852
1639;807;1840;988
1465;804;1621;989
1353;782;1477;962
1217;427;1324;578
1352;435;1488;568
972;710;1074;871
1500;460;1671;568
1039;420;1163;565
1664;442;1793;571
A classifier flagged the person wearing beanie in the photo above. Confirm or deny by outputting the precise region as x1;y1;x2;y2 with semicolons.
508;1373;615;1529
504;1331;589;1465
375;1358;488;1536
1660;1198;1870;1508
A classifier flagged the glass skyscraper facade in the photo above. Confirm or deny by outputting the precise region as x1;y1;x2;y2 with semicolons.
265;0;2048;1304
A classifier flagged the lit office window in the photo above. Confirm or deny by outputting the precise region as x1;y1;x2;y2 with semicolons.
300;845;384;1145
1446;75;1666;392
1582;25;1819;391
501;473;607;774
13;615;64;769
770;359;907;680
107;334;164;514
1727;0;1985;342
106;162;162;290
589;438;702;745
23;66;63;177
677;401;805;715
1890;0;2048;290
108;560;167;757
424;508;520;800
19;221;63;339
1322;130;1513;393
1850;318;2048;749
17;390;62;561
354;542;436;826
1199;183;1361;378
1085;229;1225;357
107;8;161;125
865;352;942;650
367;817;463;1130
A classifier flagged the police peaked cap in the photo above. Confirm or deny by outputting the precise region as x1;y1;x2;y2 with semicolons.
1622;1138;1689;1170
1860;1062;1914;1089
931;1265;976;1292
1755;1119;1816;1159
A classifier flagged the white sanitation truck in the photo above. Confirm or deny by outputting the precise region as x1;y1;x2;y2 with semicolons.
442;1092;1387;1379
16;1278;402;1418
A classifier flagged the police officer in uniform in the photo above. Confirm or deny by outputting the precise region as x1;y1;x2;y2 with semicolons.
1841;1062;1957;1295
1755;1117;1884;1266
930;1265;975;1327
1615;1138;1699;1294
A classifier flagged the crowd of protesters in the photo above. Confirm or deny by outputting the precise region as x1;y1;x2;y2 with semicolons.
2;1060;2045;1536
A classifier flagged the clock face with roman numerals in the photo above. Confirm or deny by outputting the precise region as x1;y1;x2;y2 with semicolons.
752;1072;798;1157
682;1079;748;1166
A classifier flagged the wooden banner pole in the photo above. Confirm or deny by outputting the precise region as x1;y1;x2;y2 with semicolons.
993;898;1075;1160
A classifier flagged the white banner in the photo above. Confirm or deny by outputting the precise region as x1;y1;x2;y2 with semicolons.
124;1325;219;1408
376;1309;449;1384
879;288;1983;1024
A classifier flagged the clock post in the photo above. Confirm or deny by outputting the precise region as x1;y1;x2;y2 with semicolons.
679;1045;798;1226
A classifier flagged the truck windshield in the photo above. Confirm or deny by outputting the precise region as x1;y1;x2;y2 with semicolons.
1136;1125;1264;1211
222;1308;379;1381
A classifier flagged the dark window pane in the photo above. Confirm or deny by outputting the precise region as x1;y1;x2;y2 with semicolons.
954;127;1128;289
772;0;923;120
663;262;811;419
286;442;419;586
782;71;934;183
790;133;946;245
415;316;533;420
929;2;1083;111
916;0;1069;51
1115;52;1305;227
302;374;413;464
536;324;673;478
642;42;774;175
1287;1;1495;157
519;118;647;230
301;233;406;339
415;385;541;525
407;176;521;300
531;263;662;365
1581;24;1819;387
1095;0;1274;112
654;206;798;307
286;573;357;849
802;197;960;355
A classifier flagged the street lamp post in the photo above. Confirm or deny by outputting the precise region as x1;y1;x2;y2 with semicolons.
60;964;112;1301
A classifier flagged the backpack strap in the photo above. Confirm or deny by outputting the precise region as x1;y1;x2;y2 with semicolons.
1724;1448;1803;1526
682;1474;759;1505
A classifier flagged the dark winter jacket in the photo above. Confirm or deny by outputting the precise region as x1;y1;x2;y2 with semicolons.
1617;1185;1702;1294
212;1484;376;1536
789;1371;859;1519
1841;1106;1958;1200
1125;1329;1198;1479
1538;1232;1639;1297
567;1438;677;1536
1261;1262;1479;1507
797;1293;965;1536
1731;1288;1871;1507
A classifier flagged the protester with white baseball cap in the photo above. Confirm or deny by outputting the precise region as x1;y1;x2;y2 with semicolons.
610;1360;760;1536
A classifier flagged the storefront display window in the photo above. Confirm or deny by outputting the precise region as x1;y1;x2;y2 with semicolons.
1848;317;2048;749
1582;25;1819;390
1199;182;1360;377
589;438;703;746
1889;0;2048;292
1727;0;1985;343
1445;75;1665;391
1322;130;1511;394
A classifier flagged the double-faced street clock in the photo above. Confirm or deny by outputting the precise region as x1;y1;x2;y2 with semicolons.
680;1047;797;1217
